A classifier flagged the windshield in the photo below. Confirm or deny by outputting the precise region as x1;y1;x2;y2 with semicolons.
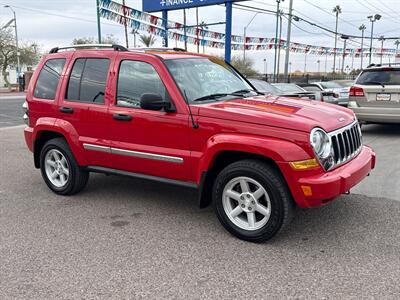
273;84;305;93
164;57;255;103
319;82;342;89
249;79;279;94
356;69;400;85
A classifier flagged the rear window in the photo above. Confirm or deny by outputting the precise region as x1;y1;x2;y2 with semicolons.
302;85;321;92
356;69;400;85
34;58;66;100
66;58;110;104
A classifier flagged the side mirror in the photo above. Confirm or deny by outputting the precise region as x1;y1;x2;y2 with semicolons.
140;93;173;112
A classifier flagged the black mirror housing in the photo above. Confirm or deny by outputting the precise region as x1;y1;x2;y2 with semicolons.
140;93;174;112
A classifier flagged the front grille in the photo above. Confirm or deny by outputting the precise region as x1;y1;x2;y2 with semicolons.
329;121;362;168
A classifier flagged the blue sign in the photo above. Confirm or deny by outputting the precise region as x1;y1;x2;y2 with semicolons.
143;0;243;12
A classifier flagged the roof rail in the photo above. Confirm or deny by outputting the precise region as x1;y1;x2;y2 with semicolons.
49;44;128;54
132;47;187;53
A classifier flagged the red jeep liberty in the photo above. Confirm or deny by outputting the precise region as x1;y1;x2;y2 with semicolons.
23;45;376;242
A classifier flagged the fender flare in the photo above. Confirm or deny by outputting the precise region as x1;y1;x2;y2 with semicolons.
33;118;88;167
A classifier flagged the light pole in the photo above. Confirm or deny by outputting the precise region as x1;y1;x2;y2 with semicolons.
317;59;320;74
243;12;259;62
273;0;284;83
368;14;381;65
359;24;366;69
304;52;307;74
263;58;268;81
4;5;20;81
378;35;385;64
96;0;102;43
341;35;349;73
395;40;400;61
131;29;138;48
276;10;283;81
283;0;294;81
332;5;342;74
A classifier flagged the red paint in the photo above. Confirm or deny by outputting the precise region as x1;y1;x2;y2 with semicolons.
24;49;376;208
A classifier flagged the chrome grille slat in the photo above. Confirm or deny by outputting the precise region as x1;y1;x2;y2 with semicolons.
328;121;363;170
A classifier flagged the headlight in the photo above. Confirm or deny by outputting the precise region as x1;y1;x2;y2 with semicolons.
310;128;334;170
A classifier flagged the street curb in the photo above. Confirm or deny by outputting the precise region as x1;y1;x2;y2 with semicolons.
0;124;25;131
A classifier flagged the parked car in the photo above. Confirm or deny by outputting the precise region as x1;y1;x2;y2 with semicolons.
348;65;400;123
298;83;337;103
332;79;355;88
272;83;317;100
23;45;376;242
313;81;350;106
249;79;316;100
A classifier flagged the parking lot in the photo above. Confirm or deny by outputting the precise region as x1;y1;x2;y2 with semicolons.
1;94;400;298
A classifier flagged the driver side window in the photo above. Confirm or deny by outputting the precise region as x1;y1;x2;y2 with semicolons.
117;60;169;108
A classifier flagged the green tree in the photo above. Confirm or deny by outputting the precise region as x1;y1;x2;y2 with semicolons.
0;28;40;88
139;34;156;47
230;55;259;77
72;34;119;45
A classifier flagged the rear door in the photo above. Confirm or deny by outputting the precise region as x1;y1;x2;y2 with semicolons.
355;68;400;108
58;51;116;167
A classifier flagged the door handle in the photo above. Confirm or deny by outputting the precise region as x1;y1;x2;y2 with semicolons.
59;107;74;114
113;113;132;121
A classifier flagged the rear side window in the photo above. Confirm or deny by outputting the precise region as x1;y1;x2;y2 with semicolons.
66;58;110;104
116;60;168;108
356;69;400;85
34;58;66;100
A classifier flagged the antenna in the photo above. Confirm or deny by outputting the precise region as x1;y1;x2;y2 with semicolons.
183;90;199;129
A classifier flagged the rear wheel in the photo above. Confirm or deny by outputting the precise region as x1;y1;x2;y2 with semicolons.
40;138;89;195
213;159;294;242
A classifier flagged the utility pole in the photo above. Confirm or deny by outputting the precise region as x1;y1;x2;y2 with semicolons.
196;8;200;53
273;0;284;83
359;24;366;69
276;10;283;81
243;12;259;62
183;9;188;51
96;0;102;43
317;59;320;74
332;5;342;74
132;29;138;48
283;0;293;81
122;0;129;48
379;35;385;64
341;35;349;73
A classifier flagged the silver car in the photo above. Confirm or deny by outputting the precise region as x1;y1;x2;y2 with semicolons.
313;81;350;106
348;65;400;124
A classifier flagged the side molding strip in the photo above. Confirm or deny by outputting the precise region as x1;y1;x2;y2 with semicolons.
86;166;197;189
82;143;184;164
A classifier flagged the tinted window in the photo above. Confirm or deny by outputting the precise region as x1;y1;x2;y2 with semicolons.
117;60;168;108
34;58;66;100
356;69;400;85
66;58;110;103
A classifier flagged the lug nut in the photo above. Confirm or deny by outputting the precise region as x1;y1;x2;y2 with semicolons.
251;200;255;204
240;196;244;200
248;207;252;211
246;194;251;198
241;204;245;208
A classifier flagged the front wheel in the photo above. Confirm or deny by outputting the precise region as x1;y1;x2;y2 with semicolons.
213;159;294;242
40;138;89;195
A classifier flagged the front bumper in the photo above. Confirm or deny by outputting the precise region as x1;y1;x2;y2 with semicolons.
279;146;376;208
24;126;34;152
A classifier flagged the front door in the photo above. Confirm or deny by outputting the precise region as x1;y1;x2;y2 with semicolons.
108;55;192;183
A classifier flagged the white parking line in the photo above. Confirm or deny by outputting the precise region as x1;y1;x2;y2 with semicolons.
0;124;25;131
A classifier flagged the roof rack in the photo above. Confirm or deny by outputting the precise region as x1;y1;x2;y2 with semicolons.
49;44;128;54
367;62;400;68
132;47;187;52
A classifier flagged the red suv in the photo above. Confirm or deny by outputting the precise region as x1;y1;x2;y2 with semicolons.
23;45;376;242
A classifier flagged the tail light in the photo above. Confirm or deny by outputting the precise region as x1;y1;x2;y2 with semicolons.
349;86;364;97
22;100;29;126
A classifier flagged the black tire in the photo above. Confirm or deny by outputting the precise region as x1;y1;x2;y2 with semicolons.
40;138;89;195
213;159;295;243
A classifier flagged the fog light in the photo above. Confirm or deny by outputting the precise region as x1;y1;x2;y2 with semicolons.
289;159;319;170
301;185;313;196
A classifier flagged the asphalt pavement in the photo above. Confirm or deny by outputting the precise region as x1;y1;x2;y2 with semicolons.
0;96;399;299
0;94;26;128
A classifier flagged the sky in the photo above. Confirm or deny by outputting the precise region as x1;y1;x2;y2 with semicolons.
1;0;400;73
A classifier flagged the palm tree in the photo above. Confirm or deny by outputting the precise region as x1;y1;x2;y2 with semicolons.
199;21;208;54
332;5;342;73
139;34;156;47
395;40;400;56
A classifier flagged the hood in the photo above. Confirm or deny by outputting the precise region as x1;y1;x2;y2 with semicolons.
196;95;355;133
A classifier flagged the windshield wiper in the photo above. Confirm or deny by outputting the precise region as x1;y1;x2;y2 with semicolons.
193;93;230;102
362;81;385;87
232;89;264;95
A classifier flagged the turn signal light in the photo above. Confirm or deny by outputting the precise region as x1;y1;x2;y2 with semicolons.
349;86;364;97
301;185;313;196
289;158;319;170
